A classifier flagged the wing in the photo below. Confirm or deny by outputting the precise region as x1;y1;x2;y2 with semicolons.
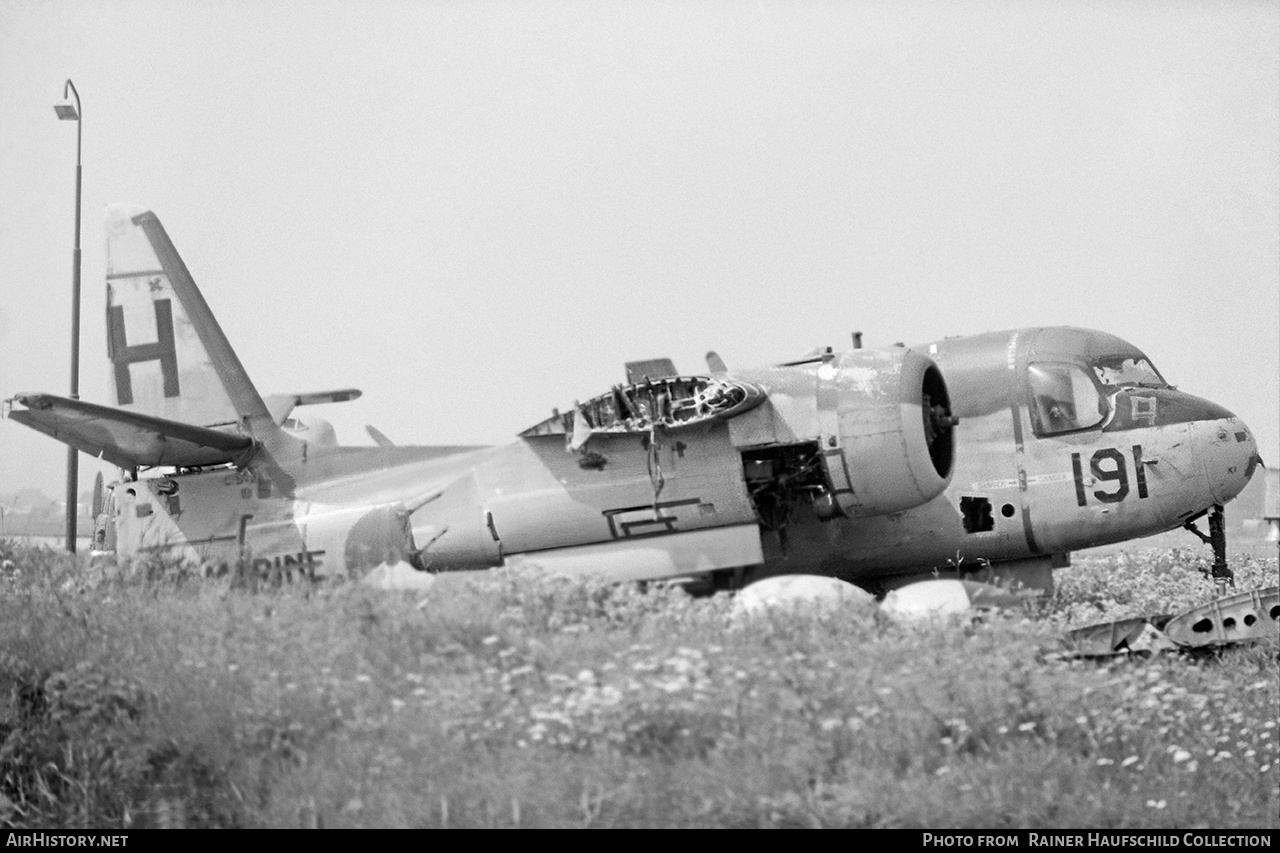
4;393;253;468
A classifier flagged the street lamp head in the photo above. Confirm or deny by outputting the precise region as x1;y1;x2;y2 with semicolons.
56;79;81;122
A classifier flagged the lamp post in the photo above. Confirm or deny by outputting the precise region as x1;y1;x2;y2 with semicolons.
55;80;82;553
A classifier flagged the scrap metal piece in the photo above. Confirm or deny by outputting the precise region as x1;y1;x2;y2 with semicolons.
1063;615;1175;657
1162;585;1280;648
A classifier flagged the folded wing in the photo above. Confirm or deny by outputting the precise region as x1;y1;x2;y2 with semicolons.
5;393;253;468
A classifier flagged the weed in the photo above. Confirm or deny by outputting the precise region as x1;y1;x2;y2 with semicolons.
0;542;1275;827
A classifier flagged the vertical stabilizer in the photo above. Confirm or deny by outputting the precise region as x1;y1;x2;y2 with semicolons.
105;205;275;437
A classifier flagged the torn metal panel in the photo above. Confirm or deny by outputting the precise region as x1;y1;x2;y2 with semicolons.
1162;585;1280;648
1062;616;1176;657
1064;585;1279;655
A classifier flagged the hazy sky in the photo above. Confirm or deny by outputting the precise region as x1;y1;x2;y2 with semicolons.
1;0;1277;503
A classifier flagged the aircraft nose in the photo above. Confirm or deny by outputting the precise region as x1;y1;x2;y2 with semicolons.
1189;401;1259;506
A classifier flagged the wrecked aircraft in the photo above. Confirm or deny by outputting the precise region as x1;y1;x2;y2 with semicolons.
1;206;1263;598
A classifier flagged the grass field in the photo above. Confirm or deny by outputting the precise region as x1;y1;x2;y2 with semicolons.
1;540;1276;829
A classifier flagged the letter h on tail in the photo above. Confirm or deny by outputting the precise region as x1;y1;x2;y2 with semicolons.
108;287;180;405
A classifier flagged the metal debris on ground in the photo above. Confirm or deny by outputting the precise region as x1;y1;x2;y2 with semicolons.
1062;585;1279;657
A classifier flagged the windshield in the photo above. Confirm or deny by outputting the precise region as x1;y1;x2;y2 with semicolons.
1092;355;1167;389
1028;362;1108;435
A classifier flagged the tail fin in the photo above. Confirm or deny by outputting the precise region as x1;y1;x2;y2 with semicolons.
105;205;277;440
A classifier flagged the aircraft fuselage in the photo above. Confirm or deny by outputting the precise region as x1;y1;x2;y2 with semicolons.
98;326;1257;592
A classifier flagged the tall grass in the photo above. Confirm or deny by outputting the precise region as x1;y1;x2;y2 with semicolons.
1;539;1276;828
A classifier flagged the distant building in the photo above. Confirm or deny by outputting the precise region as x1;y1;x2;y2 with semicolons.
1265;467;1280;543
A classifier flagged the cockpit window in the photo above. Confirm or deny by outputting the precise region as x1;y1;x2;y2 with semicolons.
1028;362;1107;435
1092;355;1167;389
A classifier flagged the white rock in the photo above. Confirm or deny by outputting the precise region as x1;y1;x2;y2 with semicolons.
732;574;874;617
879;579;973;621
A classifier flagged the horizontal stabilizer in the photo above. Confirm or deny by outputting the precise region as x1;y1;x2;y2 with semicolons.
366;424;395;447
4;393;253;468
264;389;363;424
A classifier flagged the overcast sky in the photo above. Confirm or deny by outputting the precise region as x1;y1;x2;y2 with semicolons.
1;0;1276;505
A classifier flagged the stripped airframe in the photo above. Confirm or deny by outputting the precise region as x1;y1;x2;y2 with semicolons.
2;206;1263;597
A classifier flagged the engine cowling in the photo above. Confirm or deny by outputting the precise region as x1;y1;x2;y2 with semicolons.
820;347;955;518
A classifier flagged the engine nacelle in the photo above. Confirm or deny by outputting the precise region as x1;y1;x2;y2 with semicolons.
821;347;955;518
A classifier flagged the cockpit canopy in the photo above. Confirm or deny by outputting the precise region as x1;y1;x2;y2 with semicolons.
1029;362;1108;435
1091;355;1167;390
1028;347;1168;437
